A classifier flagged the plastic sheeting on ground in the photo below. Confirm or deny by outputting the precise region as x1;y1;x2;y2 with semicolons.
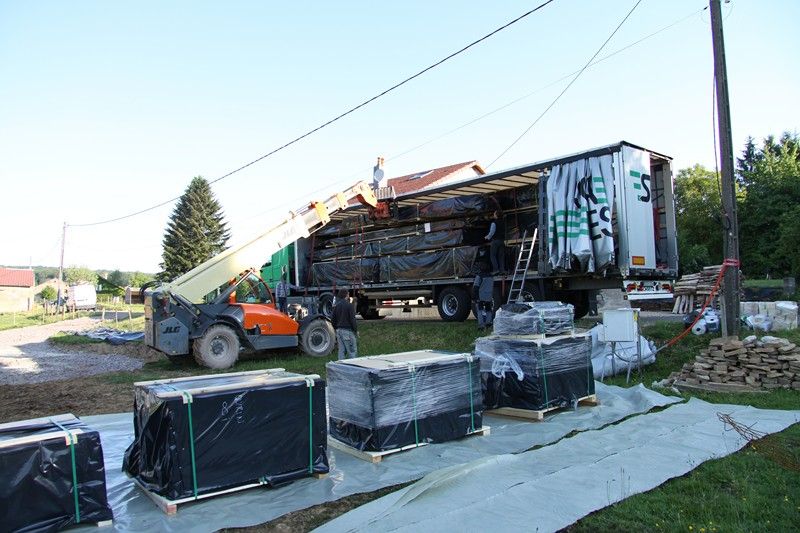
73;382;678;532
316;398;800;533
588;324;655;379
70;328;145;345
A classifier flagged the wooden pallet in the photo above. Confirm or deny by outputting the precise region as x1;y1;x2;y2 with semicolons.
486;394;599;422
328;425;491;464
132;472;328;515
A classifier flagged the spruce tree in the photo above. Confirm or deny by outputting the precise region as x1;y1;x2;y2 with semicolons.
159;176;230;280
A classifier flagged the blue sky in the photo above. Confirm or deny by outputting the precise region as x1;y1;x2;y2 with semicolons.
1;0;797;273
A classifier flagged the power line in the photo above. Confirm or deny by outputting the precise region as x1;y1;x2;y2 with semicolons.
69;0;558;228
488;0;645;169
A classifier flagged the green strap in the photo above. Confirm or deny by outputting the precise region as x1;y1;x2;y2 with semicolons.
51;418;81;524
182;392;199;499
410;366;420;446
466;356;475;433
306;378;314;474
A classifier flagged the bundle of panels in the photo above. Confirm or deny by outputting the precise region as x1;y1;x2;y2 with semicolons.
123;370;328;502
475;333;594;411
310;187;539;286
0;414;113;531
493;301;575;336
327;350;483;451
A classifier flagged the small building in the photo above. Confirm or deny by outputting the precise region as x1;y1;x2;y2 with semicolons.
0;268;35;313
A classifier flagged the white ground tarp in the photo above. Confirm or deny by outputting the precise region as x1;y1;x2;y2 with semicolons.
546;155;615;273
74;383;677;532
315;399;800;533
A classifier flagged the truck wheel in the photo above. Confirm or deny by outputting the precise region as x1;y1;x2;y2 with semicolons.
437;287;471;322
193;324;240;369
300;318;335;358
318;293;335;319
568;291;590;319
518;281;546;303
358;299;384;320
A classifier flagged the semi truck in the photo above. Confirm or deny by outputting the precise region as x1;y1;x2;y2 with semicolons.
142;182;377;368
261;141;679;321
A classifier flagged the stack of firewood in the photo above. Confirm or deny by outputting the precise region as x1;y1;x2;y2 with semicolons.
671;265;723;314
664;336;800;390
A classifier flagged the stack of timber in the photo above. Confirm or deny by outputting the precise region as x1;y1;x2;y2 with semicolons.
664;336;800;392
671;265;723;314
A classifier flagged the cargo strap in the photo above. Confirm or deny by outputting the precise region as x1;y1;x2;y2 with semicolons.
305;377;315;475
409;365;420;447
50;418;81;523
168;387;199;500
465;355;476;433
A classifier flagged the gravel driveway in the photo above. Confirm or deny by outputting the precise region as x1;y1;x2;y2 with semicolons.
0;318;144;385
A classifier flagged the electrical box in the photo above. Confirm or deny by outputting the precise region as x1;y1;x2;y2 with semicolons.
600;308;640;342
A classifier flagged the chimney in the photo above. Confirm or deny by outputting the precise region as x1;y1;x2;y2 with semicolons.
372;156;386;189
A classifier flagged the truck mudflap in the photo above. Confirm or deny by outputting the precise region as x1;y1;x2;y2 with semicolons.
624;279;674;301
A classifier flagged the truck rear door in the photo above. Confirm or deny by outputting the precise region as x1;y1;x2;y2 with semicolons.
615;145;657;272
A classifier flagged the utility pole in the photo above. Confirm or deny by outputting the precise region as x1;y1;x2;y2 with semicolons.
710;0;740;336
57;222;66;309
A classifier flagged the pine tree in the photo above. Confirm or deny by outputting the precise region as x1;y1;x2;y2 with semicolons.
159;176;230;281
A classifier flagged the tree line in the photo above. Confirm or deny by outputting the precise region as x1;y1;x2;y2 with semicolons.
675;132;799;279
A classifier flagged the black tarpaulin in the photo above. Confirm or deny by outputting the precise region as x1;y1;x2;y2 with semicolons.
0;414;113;532
378;246;478;282
475;334;594;411
326;351;483;451
311;258;379;286
122;370;329;502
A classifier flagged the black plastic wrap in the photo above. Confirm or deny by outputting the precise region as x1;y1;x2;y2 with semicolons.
475;334;594;411
493;302;575;336
312;258;379;285
122;371;329;501
327;351;483;451
379;246;478;282
396;195;489;221
0;414;113;531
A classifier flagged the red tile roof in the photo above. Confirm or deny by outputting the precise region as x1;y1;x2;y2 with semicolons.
0;268;35;288
386;161;484;195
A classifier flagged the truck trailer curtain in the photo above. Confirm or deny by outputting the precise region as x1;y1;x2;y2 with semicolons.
546;155;614;273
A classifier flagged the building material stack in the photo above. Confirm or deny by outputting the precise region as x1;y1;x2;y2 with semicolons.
326;350;484;453
123;370;328;508
474;302;595;414
310;188;538;286
664;336;800;390
671;265;723;314
0;414;114;530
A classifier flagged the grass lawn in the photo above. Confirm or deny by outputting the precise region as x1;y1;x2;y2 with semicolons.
0;309;95;331
742;278;786;289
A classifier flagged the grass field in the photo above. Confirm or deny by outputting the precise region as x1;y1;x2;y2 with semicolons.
40;318;800;531
0;309;94;331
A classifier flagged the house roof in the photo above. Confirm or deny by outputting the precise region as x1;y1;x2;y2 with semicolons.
386;161;484;196
0;268;35;288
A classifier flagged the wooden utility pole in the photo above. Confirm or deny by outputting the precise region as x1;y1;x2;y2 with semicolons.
57;222;66;311
710;0;740;336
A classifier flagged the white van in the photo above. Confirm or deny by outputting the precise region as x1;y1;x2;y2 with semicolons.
68;283;97;311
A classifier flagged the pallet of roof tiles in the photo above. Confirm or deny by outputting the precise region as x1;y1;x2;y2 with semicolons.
326;350;487;462
475;333;597;422
0;414;114;530
122;369;328;514
492;301;575;337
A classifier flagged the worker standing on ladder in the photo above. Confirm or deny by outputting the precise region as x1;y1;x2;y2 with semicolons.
486;210;506;275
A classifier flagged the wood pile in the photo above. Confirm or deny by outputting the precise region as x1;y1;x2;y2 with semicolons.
665;335;800;390
671;265;722;314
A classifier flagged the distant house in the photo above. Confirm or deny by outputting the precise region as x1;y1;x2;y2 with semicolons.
385;161;485;196
0;268;35;313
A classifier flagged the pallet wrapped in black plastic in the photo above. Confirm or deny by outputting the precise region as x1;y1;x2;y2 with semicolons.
123;370;328;502
327;351;482;452
0;414;113;531
475;334;594;411
493;301;575;336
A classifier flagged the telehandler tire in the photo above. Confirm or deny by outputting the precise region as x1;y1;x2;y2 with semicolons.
193;324;240;369
300;318;335;358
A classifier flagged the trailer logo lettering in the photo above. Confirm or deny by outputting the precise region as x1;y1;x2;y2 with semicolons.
630;170;651;203
574;175;612;241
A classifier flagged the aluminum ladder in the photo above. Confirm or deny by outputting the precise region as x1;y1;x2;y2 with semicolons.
506;228;538;304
